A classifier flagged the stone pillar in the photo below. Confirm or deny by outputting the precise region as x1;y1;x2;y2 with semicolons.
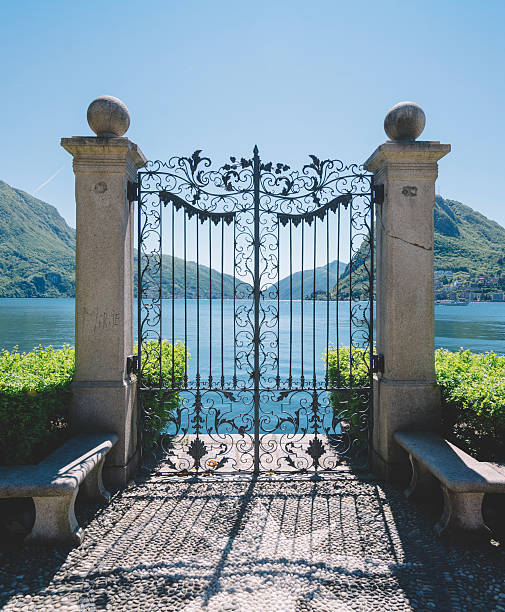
364;102;450;481
61;96;146;488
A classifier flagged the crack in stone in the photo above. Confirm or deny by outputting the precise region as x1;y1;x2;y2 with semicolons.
385;231;432;251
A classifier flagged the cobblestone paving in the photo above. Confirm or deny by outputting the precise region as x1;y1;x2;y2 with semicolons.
1;473;504;611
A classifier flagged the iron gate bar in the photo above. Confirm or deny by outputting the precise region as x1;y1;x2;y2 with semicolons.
253;146;261;472
301;221;304;386
336;205;341;387
325;210;330;387
209;217;212;387
137;149;375;475
368;176;376;452
289;220;293;388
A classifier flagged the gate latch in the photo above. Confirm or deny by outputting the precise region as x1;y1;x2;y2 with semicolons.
372;353;384;374
126;355;139;376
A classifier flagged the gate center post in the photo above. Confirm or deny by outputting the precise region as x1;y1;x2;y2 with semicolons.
253;145;261;473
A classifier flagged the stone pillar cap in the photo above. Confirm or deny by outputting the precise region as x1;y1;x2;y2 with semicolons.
364;141;451;173
61;136;146;170
384;101;426;142
87;96;130;138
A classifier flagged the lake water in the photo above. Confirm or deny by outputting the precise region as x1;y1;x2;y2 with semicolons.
1;298;505;356
3;297;504;445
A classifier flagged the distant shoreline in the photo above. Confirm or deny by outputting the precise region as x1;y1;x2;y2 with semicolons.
1;297;504;303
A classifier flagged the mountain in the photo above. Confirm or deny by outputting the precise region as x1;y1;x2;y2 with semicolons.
332;196;505;299
273;260;346;299
0;180;241;298
135;254;245;299
2;181;505;299
433;196;505;275
0;180;75;296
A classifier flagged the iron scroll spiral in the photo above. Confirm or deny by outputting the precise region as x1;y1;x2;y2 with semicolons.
137;149;374;474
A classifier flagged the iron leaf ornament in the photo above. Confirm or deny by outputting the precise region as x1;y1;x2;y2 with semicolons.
137;147;373;475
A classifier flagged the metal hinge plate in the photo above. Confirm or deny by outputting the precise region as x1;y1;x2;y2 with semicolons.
372;184;384;205
372;353;384;374
127;181;138;203
126;355;139;376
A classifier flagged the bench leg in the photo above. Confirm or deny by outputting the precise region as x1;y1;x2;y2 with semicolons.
404;455;438;499
25;489;83;546
435;486;490;539
80;456;111;503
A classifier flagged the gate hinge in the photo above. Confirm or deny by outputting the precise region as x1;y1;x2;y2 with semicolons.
126;355;139;376
372;353;384;374
372;184;384;205
127;180;138;203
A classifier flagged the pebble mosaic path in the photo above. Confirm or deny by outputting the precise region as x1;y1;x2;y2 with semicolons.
0;472;504;611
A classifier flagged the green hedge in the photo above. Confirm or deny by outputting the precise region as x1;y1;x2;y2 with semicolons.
0;341;187;465
325;347;370;452
326;346;370;388
5;342;502;464
326;347;505;461
0;345;74;465
138;339;187;451
436;349;505;461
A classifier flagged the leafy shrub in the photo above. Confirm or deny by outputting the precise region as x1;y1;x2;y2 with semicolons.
0;345;74;465
326;346;505;462
436;349;505;461
137;339;187;451
0;340;188;465
325;347;371;453
326;346;370;389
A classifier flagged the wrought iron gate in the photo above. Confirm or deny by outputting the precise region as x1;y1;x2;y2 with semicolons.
136;147;376;475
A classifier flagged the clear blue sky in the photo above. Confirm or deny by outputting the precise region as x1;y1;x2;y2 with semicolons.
1;0;504;234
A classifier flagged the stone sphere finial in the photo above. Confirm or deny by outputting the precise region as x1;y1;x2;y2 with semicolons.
384;101;426;142
87;95;130;137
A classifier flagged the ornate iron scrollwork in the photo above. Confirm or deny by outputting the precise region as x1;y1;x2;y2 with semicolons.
137;148;374;475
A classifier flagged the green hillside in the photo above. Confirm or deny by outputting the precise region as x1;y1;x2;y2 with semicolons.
135;253;242;299
0;180;241;298
434;196;505;275
333;196;505;299
2;181;505;300
0;180;75;297
273;260;346;299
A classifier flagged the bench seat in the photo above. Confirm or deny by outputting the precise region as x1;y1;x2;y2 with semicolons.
0;433;118;545
394;431;505;537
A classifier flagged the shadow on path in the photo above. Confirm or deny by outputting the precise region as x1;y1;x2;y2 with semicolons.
0;474;504;610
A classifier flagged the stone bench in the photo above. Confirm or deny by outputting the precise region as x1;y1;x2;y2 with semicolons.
0;433;118;546
394;431;505;538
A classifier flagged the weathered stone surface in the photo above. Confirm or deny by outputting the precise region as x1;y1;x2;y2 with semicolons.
395;431;505;537
0;434;117;545
384;101;426;141
365;137;450;481
394;432;505;493
372;378;441;481
87;95;130;137
0;434;117;498
435;488;487;538
71;381;138;489
61;134;146;488
365;141;450;384
26;491;83;546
